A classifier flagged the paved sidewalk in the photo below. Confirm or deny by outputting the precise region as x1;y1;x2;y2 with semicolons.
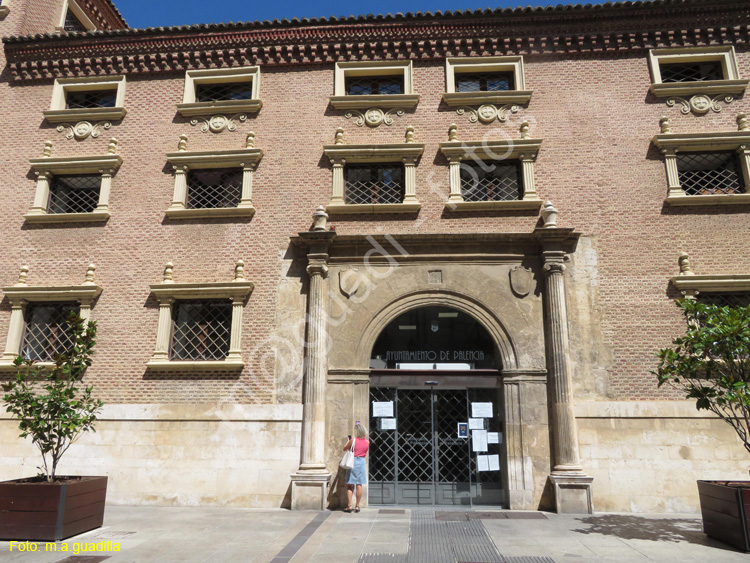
1;505;748;563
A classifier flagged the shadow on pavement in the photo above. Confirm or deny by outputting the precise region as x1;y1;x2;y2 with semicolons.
571;514;739;552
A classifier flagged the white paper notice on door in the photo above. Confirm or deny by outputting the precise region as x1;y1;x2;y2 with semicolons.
477;455;490;472
472;429;488;452
380;418;396;430
468;418;484;430
372;401;394;417
488;432;500;444
488;454;500;471
471;402;493;418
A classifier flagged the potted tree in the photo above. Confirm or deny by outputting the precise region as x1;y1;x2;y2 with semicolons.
0;313;107;541
655;298;750;552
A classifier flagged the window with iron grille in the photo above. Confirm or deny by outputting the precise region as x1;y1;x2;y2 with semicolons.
65;90;117;109
21;303;79;362
460;161;522;202
48;174;102;214
345;165;404;205
63;9;87;32
170;300;232;361
186;169;243;209
195;82;253;103
455;72;514;93
676;152;745;196
345;76;404;96
696;292;750;308
660;61;724;83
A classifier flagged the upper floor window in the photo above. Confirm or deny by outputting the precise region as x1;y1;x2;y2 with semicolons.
22;302;78;362
57;0;96;33
345;164;404;205
696;292;750;308
652;115;750;206
460;161;521;202
443;57;532;107
63;8;86;32
171;300;232;361
44;76;127;125
330;61;419;110
648;47;748;100
48;174;102;214
186;168;243;210
177;67;262;118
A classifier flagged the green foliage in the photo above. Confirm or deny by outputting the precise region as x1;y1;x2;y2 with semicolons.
1;313;103;482
654;299;750;455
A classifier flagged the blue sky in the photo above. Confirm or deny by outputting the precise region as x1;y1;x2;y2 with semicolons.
114;0;609;29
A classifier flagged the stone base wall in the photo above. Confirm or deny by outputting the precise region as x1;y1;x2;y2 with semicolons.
577;402;750;513
0;404;302;508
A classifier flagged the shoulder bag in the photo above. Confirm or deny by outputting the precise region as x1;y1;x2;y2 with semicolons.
340;438;356;470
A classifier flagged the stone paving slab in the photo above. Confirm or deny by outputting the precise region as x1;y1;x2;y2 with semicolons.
1;506;749;562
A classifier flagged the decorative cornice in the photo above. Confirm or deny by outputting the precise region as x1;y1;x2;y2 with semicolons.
3;1;748;80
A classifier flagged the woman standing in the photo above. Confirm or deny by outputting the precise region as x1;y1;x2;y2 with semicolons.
343;422;369;513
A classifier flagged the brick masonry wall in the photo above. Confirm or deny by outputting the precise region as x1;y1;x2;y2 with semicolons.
0;9;748;407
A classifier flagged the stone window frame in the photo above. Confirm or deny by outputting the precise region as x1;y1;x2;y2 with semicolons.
176;67;262;118
43;76;127;124
329;61;420;110
147;261;253;372
438;125;542;211
322;126;424;214
671;273;750;301
25;140;122;223
648;46;748;99
0;265;102;371
442;56;532;107
56;0;96;33
165;134;262;219
652;117;750;206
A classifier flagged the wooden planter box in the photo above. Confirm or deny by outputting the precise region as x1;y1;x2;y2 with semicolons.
698;480;750;552
0;476;107;541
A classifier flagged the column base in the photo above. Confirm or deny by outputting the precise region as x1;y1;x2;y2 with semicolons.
290;472;331;511
549;473;594;514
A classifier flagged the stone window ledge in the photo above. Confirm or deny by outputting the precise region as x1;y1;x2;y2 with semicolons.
0;362;54;373
30;153;124;175
43;107;127;124
671;274;750;294
164;207;255;219
665;193;750;206
441;91;533;107
176;100;263;118
24;210;111;223
444;199;542;212
326;202;421;215
329;94;420;110
145;359;245;372
650;80;749;98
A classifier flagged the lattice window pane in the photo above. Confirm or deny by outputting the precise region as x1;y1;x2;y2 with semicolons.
195;82;253;102
396;390;434;483
186;168;243;209
63;9;87;32
369;387;397;482
460;161;521;202
170;300;232;361
455;72;514;92
66;90;117;109
435;390;470;483
660;61;724;83
48;175;101;214
21;303;79;362
677;152;744;196
697;292;750;308
345;165;404;205
345;76;404;96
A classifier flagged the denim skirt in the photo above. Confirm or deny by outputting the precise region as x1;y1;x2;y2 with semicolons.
346;456;367;485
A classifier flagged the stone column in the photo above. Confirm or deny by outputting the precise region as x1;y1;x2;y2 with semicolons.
291;207;337;510
536;209;593;514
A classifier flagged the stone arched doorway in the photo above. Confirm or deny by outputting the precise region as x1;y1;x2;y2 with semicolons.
366;304;508;507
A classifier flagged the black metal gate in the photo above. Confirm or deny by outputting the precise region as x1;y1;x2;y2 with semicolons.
368;387;505;506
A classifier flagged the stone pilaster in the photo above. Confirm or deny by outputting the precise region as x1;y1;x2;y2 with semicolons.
291;219;337;510
537;225;593;514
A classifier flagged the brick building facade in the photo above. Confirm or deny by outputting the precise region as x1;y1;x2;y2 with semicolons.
0;0;748;512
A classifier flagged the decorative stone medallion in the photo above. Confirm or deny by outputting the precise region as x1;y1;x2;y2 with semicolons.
189;114;248;133
344;108;405;127
509;266;534;297
56;120;112;140
456;103;520;124
665;94;734;115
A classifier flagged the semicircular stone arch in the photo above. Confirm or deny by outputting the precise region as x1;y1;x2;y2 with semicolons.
354;289;519;371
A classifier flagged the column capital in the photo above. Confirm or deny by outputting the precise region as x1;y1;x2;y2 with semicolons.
543;261;566;276
306;259;329;278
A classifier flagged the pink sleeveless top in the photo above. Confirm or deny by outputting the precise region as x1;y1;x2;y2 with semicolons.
353;438;370;457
